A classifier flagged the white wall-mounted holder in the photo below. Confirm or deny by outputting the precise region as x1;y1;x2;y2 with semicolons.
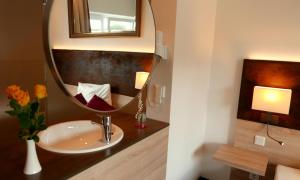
155;31;168;60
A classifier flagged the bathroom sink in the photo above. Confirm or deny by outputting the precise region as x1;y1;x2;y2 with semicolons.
37;120;124;154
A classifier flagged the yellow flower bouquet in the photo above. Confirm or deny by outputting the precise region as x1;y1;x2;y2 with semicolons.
5;84;48;142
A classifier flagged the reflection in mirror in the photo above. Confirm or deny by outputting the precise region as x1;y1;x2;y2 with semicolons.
45;0;159;113
68;0;141;37
51;49;160;112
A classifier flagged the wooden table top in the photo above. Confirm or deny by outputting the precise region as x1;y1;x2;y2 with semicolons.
213;144;269;176
0;112;169;180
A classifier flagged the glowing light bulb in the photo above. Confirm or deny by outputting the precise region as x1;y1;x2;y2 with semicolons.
265;91;278;102
252;86;292;114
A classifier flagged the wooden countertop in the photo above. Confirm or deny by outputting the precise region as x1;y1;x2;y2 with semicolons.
213;144;269;176
0;112;169;180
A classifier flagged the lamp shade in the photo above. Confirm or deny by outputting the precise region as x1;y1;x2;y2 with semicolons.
135;72;149;90
251;86;292;115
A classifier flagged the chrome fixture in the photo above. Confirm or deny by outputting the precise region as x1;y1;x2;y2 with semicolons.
42;0;47;6
102;115;112;144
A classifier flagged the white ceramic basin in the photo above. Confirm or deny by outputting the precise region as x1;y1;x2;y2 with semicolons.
37;120;124;154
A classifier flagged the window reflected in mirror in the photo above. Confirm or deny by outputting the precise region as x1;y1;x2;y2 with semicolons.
68;0;141;37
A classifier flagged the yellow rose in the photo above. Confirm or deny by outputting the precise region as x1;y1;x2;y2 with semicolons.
11;89;24;101
5;85;30;106
17;91;30;107
5;85;21;99
34;84;47;99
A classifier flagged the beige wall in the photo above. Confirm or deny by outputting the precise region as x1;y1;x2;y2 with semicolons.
49;0;155;52
146;0;176;123
0;0;45;119
201;0;300;179
167;0;217;179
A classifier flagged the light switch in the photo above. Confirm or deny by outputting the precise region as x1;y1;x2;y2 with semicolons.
156;31;164;45
154;84;161;104
254;135;266;146
155;85;166;104
161;86;166;98
148;84;166;106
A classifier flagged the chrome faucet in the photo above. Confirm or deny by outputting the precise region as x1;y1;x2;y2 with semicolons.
102;115;112;144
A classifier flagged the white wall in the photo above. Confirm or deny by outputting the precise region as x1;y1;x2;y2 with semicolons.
166;0;217;179
201;0;300;179
49;0;155;53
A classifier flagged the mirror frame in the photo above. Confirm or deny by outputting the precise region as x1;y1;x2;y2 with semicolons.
67;0;142;38
42;0;159;113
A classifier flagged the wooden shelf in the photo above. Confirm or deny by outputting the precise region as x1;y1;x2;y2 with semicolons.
213;144;268;176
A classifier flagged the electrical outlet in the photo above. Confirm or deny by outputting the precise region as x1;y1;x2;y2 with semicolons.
254;135;266;146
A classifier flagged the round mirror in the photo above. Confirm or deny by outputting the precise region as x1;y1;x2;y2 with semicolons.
43;0;160;113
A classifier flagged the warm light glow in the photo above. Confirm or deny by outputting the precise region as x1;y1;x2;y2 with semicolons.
247;54;300;62
135;72;150;89
252;86;292;115
265;91;278;102
51;46;155;53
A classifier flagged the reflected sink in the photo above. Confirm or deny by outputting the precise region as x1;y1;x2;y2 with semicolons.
37;120;124;154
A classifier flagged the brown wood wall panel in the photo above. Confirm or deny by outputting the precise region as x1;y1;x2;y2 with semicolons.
52;49;157;97
237;59;300;130
235;120;300;170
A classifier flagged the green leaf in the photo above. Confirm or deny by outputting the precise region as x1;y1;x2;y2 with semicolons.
39;124;47;131
30;101;39;118
9;99;21;111
32;135;40;142
5;110;16;116
17;113;31;129
18;129;30;140
37;114;45;125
